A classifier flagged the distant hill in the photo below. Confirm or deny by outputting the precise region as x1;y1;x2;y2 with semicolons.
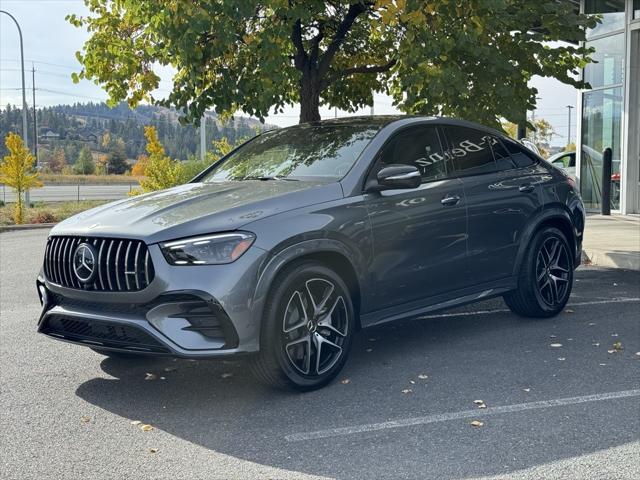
0;102;276;164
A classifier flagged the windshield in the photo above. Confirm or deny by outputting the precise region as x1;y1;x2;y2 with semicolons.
202;124;379;182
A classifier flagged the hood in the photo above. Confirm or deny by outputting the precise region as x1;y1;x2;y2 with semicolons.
51;180;344;243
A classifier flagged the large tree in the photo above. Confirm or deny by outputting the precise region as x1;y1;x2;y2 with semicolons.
69;1;596;127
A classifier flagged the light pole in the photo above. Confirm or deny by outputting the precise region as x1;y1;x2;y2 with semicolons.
1;10;28;149
1;10;30;206
566;105;574;147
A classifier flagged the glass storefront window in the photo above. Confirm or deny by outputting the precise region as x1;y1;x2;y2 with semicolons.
585;0;626;37
584;33;625;88
581;87;623;210
635;0;640;19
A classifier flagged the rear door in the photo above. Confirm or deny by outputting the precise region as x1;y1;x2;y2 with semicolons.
441;126;544;283
364;124;468;310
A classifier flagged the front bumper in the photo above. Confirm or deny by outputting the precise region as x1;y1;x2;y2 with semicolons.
36;244;269;358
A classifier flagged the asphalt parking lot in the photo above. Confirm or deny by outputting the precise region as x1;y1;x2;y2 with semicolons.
1;229;639;480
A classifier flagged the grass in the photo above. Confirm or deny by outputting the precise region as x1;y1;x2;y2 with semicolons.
0;200;108;226
39;174;142;185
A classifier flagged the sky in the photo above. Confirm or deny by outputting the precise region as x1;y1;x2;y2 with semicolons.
1;0;578;146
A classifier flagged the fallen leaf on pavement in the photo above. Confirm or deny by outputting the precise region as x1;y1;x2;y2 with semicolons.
418;374;428;380
523;388;531;392
612;341;623;351
340;379;350;384
140;424;154;432
473;400;484;405
409;380;415;384
131;420;141;425
558;358;566;361
592;343;600;346
470;420;484;427
550;343;563;348
549;335;557;338
402;389;412;394
149;448;158;454
80;416;91;423
607;350;615;354
611;333;619;337
599;363;607;366
144;373;157;381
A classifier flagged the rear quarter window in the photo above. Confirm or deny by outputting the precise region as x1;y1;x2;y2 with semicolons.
503;139;539;168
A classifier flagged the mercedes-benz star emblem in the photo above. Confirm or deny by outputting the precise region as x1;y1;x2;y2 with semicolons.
73;243;97;284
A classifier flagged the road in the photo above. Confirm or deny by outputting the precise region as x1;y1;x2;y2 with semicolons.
1;229;639;480
1;184;134;203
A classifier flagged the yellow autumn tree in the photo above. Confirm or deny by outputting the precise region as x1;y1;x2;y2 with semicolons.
133;126;183;194
131;154;149;177
0;133;43;224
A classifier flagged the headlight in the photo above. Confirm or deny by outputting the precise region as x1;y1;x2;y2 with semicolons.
160;232;255;265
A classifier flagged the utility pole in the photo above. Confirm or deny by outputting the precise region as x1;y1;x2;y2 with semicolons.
334;106;337;118
32;64;38;167
566;105;574;147
370;98;374;116
200;114;206;161
1;10;30;205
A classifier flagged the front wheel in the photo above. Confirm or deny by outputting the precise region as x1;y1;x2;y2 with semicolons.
504;227;574;318
250;261;356;391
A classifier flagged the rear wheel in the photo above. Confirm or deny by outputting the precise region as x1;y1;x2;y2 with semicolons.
504;227;574;318
250;261;355;391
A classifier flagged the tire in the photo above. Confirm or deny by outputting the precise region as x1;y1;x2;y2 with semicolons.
504;227;574;318
250;260;356;391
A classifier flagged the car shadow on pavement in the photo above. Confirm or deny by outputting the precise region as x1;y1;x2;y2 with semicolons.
75;293;639;479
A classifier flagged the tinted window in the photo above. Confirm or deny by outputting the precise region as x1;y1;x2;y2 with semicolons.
378;126;449;182
487;135;516;170
203;125;378;182
503;139;538;168
443;127;497;175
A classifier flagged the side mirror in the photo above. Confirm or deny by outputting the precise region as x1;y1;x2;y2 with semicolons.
372;164;421;191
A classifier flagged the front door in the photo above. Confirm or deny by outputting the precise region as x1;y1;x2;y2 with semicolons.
365;125;467;311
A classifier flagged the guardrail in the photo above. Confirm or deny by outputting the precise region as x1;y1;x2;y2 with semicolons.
1;182;137;203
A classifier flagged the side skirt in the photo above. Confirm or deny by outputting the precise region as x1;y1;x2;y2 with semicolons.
360;278;516;328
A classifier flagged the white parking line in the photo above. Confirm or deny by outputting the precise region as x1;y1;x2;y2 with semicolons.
285;389;640;442
417;297;640;320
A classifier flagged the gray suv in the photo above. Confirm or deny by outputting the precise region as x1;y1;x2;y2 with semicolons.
36;116;585;390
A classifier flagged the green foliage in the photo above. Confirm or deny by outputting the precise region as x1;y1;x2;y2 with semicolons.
70;0;598;126
73;147;96;174
0;133;43;224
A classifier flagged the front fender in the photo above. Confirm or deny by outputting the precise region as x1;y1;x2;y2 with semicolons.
251;238;365;337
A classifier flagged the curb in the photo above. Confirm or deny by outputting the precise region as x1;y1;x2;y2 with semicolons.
0;223;55;233
582;248;640;271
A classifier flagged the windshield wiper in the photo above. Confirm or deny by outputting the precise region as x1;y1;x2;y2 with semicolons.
242;175;299;181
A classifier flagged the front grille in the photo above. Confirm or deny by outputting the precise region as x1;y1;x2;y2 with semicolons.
41;315;169;353
44;236;155;292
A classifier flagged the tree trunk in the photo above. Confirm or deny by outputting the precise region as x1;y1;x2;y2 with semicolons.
299;74;322;123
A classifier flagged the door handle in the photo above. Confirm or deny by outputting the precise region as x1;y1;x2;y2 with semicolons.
441;195;461;206
518;184;535;193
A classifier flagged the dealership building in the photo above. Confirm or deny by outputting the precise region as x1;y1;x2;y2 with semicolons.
575;0;640;213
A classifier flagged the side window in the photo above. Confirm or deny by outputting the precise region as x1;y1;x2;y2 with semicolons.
378;126;449;182
487;135;516;170
503;139;538;168
442;127;498;176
